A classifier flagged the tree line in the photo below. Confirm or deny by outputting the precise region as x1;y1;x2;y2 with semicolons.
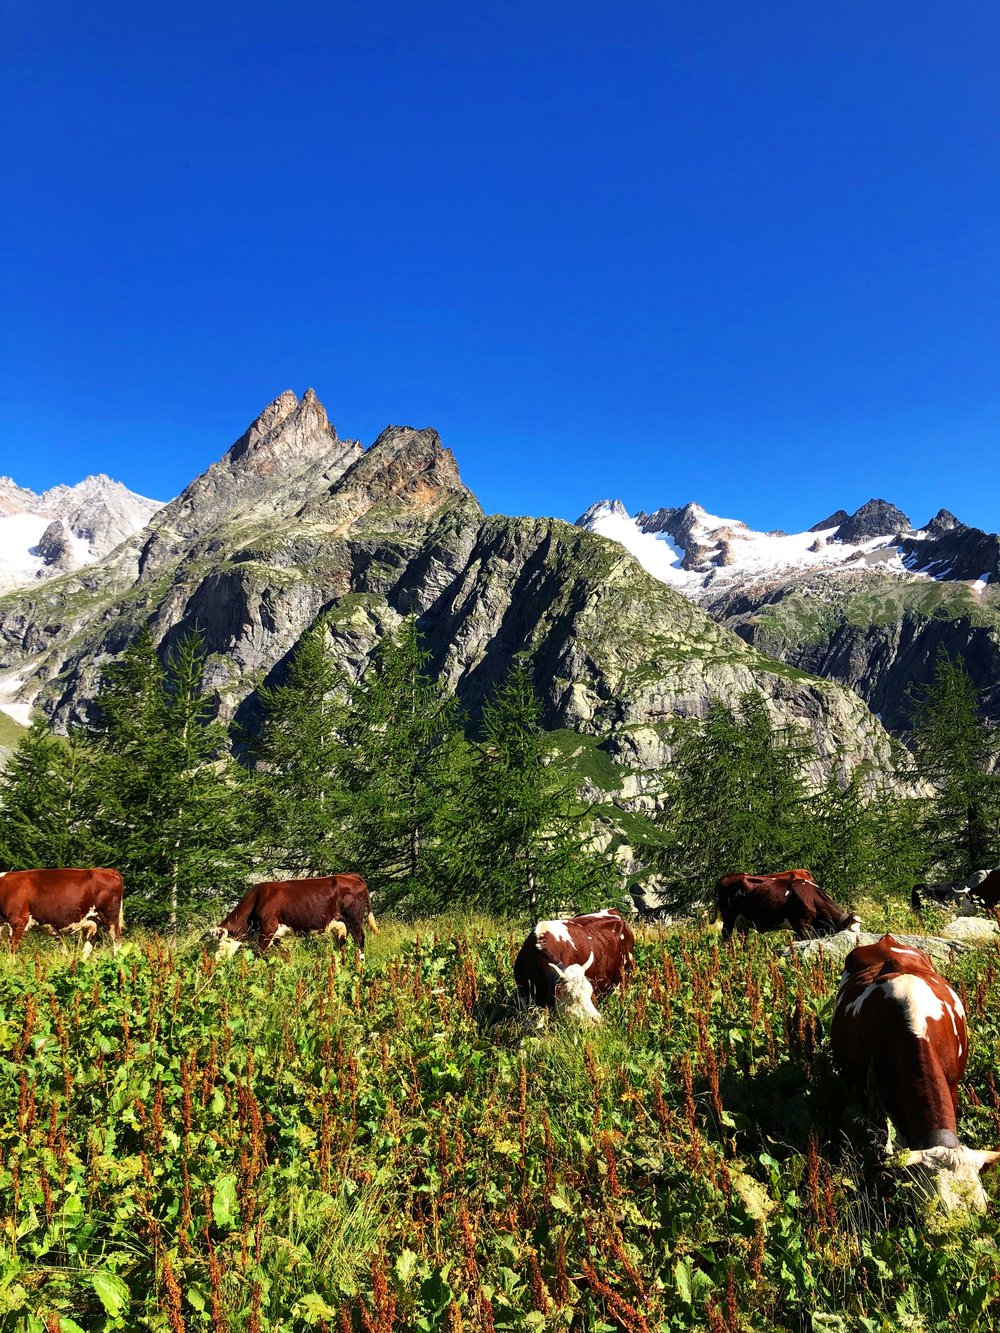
1;619;997;926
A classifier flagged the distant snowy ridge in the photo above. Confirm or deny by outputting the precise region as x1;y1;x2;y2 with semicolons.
577;498;993;601
0;474;163;593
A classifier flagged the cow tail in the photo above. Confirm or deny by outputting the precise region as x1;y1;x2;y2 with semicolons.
367;911;380;935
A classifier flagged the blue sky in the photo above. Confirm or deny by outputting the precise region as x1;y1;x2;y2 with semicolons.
2;1;998;533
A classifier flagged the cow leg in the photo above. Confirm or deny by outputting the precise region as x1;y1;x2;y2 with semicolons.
80;921;98;962
5;916;30;953
343;910;366;960
721;911;736;942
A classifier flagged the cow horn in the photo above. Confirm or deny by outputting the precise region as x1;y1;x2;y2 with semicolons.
548;961;567;980
979;1150;1000;1171
581;951;595;975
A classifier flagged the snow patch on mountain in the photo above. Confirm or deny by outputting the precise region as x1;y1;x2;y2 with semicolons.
0;474;163;592
579;499;934;601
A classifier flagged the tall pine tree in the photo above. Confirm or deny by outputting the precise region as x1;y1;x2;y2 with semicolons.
88;626;250;927
0;718;107;869
908;651;1000;879
446;661;615;918
247;617;352;877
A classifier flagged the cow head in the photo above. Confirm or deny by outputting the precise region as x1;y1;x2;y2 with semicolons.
205;926;242;959
549;952;601;1024
901;1145;1000;1214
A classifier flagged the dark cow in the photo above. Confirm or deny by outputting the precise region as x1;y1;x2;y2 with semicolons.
714;869;860;941
0;868;125;958
210;874;378;956
911;868;1000;914
969;868;1000;910
513;909;636;1022
910;881;972;913
831;934;999;1212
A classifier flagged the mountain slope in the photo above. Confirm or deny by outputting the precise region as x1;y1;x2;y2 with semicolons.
579;499;1000;732
0;392;894;779
0;473;162;592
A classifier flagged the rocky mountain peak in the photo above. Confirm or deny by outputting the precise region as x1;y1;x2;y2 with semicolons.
809;509;850;533
227;389;336;475
576;499;629;526
833;499;911;545
925;508;961;536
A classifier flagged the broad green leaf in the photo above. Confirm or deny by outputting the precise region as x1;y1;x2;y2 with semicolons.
212;1173;239;1228
395;1249;419;1285
92;1269;131;1318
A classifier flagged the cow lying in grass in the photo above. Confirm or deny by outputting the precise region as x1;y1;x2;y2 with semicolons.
209;874;378;957
513;909;635;1023
831;934;999;1213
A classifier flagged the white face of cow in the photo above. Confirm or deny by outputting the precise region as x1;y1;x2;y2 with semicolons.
549;952;601;1024
902;1146;1000;1214
206;927;242;959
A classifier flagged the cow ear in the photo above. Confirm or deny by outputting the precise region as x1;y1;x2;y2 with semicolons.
901;1150;926;1167
548;961;566;980
581;951;595;975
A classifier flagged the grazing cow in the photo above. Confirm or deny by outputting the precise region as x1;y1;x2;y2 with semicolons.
831;934;999;1213
0;868;125;958
714;869;860;941
513;909;636;1023
209;874;378;956
968;868;1000;911
910;880;973;913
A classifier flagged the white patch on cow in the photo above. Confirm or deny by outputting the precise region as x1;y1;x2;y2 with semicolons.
535;919;574;945
324;919;348;940
271;924;293;941
846;973;947;1039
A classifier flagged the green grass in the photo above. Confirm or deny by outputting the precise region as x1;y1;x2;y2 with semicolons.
0;710;27;751
1;918;997;1331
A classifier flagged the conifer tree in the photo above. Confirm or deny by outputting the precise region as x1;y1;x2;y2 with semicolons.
908;651;1000;878
89;626;249;926
247;617;351;877
337;617;468;908
447;660;615;918
645;691;823;906
0;717;107;869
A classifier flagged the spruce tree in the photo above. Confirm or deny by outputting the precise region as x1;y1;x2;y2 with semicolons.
645;691;823;907
447;660;615;919
337;617;466;905
247;617;351;877
89;626;249;927
908;651;1000;879
0;717;107;869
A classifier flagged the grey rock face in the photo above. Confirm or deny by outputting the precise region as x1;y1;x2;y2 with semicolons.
577;499;629;525
833;499;911;544
33;520;76;571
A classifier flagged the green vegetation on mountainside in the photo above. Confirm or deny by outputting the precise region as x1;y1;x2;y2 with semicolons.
1;924;997;1332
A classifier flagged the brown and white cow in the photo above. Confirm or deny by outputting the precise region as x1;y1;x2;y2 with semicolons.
714;869;860;941
513;909;636;1023
831;934;999;1213
209;874;378;957
0;868;125;958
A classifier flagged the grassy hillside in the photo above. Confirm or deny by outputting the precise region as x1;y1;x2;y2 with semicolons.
1;921;997;1331
0;710;27;754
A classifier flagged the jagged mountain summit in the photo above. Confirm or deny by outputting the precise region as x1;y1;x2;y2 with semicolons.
0;390;892;782
579;497;999;731
0;473;163;592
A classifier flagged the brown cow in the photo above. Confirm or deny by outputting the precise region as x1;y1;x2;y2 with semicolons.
714;869;860;941
513;909;636;1023
831;934;999;1212
0;868;125;958
209;874;378;956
